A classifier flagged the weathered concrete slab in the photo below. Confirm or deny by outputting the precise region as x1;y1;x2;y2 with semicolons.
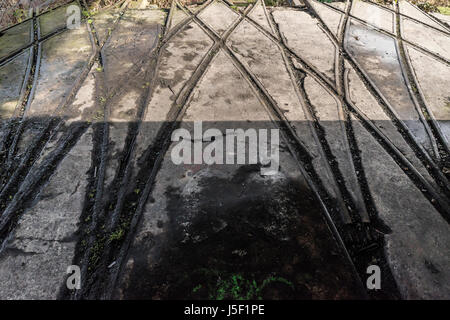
129;21;213;179
273;8;336;82
398;0;448;32
65;64;99;123
405;45;450;147
227;19;343;210
351;0;394;33
0;51;30;120
345;19;435;157
431;12;450;26
248;0;274;36
116;50;365;299
103;9;165;190
28;26;92;117
329;0;348;11
10;25;93;178
0;126;93;299
91;6;122;46
103;9;164;92
0;20;32;60
169;4;189;30
351;114;450;299
39;1;78;38
308;0;344;37
400;17;450;61
198;0;239;35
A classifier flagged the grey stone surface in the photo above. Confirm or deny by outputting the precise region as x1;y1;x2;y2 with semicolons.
129;20;214;183
351;0;395;33
103;9;165;190
91;6;122;46
431;12;450;26
227;17;343;211
273;8;336;82
198;0;239;35
0;127;93;299
39;1;77;38
345;62;439;191
102;9;164;91
400;17;450;61
308;0;344;37
248;0;274;35
168;4;188;30
405;44;450;148
28;26;92;117
329;1;348;11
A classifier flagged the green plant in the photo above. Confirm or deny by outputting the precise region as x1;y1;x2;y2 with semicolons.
13;9;26;23
191;271;294;300
109;228;125;241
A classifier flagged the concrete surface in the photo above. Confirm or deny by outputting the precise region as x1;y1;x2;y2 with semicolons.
0;0;449;300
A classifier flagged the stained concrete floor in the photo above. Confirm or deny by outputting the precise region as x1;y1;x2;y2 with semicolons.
0;0;449;300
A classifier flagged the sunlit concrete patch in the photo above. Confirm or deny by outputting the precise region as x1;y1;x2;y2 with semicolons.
273;8;336;82
345;62;439;191
168;3;189;31
0;127;93;300
65;64;98;123
328;0;348;11
351;114;450;299
405;45;450;147
367;0;393;10
115;50;365;300
248;0;274;36
0;50;30;120
27;63;98;168
431;12;450;26
228;19;300;115
98;8;165;199
400;18;450;61
398;0;448;32
198;0;239;35
129;21;213;183
13;25;93;163
28;26;92;117
91;5;122;46
0;20;32;60
39;1;78;38
227;19;341;204
304;76;368;221
307;0;344;37
183;50;271;122
351;0;394;33
102;9;165;92
143;22;213;123
345;19;435;157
